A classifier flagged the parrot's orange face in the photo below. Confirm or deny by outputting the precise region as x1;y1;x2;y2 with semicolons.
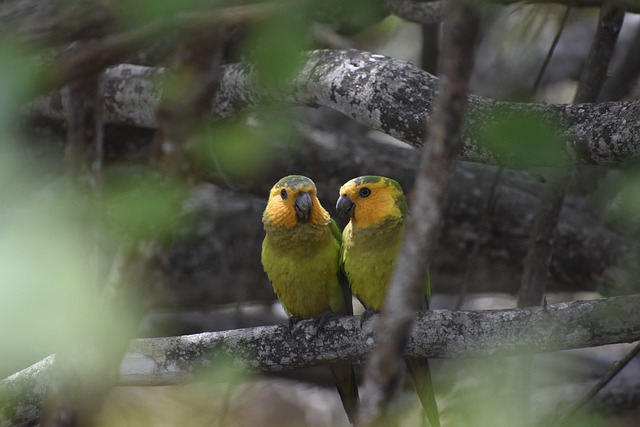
336;176;407;228
263;175;329;228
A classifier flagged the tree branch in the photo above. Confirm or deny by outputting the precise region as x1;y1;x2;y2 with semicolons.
2;295;640;426
0;0;278;45
514;6;625;422
29;49;640;166
574;2;625;105
38;48;110;427
358;2;479;423
30;4;279;95
4;0;640;43
599;22;640;101
63;46;104;188
520;1;624;307
386;0;444;24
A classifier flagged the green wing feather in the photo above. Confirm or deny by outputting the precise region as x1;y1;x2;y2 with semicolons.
406;357;440;427
328;219;359;423
331;219;353;316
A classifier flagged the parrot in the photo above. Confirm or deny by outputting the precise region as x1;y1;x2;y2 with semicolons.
336;175;440;427
261;175;360;424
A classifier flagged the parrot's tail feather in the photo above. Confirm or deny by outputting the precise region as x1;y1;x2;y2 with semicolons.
406;357;440;427
329;362;360;425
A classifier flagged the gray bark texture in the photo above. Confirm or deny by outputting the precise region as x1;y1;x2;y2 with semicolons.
386;0;444;24
29;49;640;166
2;295;640;426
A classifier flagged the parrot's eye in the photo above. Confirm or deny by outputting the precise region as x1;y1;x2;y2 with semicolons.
359;187;371;198
280;189;288;200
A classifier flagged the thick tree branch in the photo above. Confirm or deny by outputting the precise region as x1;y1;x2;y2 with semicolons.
29;49;640;166
2;295;640;426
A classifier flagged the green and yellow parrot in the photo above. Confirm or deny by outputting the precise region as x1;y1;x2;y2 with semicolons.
336;175;440;427
261;175;360;424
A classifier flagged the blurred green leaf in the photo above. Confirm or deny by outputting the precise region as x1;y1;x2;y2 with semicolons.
555;410;615;427
113;0;216;29
197;356;251;384
0;183;123;376
479;107;565;166
314;0;387;34
101;169;187;241
606;166;640;225
195;114;295;180
245;8;311;87
0;43;39;129
440;357;617;427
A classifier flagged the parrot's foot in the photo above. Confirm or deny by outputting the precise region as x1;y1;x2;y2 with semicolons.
312;310;339;335
287;315;304;333
359;308;380;327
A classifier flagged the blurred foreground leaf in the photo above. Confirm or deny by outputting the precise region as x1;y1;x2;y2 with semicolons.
101;168;188;242
0;175;121;376
479;107;566;167
194;114;296;181
245;5;311;88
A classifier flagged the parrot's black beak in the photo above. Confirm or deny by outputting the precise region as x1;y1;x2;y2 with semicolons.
336;194;355;218
294;192;313;223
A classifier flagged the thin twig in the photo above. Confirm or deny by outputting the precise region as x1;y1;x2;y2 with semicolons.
515;3;626;426
357;1;480;424
520;1;626;307
152;26;224;179
533;7;572;92
561;4;629;394
455;167;502;310
599;23;640;101
517;170;570;308
218;383;234;427
554;341;640;426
